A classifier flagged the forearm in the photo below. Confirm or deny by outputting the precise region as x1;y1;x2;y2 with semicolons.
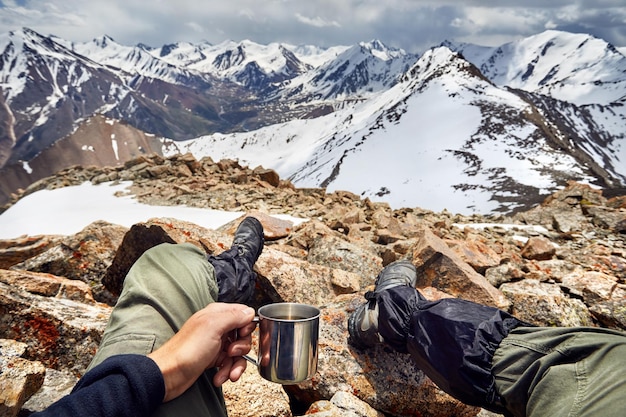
33;355;165;417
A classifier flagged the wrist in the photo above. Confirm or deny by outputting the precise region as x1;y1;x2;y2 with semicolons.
148;349;181;402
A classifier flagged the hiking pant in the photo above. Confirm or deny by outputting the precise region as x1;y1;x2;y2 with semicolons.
378;286;626;417
88;243;227;417
493;326;626;417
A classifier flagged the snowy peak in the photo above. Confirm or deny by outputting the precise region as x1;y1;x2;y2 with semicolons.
285;44;350;67
203;40;310;86
91;34;116;49
154;41;211;68
71;35;189;83
404;46;487;86
276;39;417;100
446;30;626;105
212;42;246;70
0;27;110;102
359;39;407;60
1;27;82;63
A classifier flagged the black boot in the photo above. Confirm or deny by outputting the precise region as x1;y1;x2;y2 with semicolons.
348;260;417;349
207;217;264;303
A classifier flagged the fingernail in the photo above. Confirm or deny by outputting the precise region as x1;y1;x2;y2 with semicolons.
242;307;254;316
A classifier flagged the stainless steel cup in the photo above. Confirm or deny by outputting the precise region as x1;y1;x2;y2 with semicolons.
244;302;320;384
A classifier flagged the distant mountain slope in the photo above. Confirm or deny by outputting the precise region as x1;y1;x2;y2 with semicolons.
166;47;609;214
0;114;161;205
1;28;625;214
443;30;626;105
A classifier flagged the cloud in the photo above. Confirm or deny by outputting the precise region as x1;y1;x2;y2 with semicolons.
295;13;340;28
185;21;205;35
0;0;623;51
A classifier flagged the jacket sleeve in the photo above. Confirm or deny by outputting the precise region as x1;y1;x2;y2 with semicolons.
32;354;165;417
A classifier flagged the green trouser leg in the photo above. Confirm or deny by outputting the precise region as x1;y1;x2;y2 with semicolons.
492;326;626;417
88;243;226;417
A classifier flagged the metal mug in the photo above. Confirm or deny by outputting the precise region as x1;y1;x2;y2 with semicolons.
244;302;320;384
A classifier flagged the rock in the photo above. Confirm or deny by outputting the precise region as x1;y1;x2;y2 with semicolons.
582;205;626;230
0;269;96;304
446;239;502;274
0;355;46;417
484;263;525;287
21;368;77;414
0;235;62;269
11;221;127;304
0;275;110;374
306;391;385;417
306;234;382;288
371;209;404;236
561;271;618;304
253;167;281;187
499;280;594;326
588;299;626;329
254;248;361;306
0;339;27;357
552;211;587;233
522;259;581;283
223;351;292;417
410;227;510;310
0;339;46;417
543;181;606;207
520;236;556;260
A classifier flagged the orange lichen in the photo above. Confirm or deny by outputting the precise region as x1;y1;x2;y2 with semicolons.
23;316;60;351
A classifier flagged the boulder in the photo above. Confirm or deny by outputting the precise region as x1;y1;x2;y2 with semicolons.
0;339;46;417
410;227;510;310
254;248;362;306
0;272;110;373
306;391;385;417
11;221;127;304
499;279;594;326
520;236;556;261
0;235;62;269
21;368;77;414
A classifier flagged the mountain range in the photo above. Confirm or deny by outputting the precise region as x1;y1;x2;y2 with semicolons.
0;27;624;214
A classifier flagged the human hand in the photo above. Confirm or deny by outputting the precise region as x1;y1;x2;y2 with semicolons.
148;303;256;402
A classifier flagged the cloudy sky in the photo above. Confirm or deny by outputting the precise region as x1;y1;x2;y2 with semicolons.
1;0;625;52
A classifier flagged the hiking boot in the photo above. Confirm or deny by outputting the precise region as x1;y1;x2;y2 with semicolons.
208;217;264;303
233;216;264;266
348;260;417;348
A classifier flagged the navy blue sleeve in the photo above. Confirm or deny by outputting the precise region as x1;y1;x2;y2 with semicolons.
32;354;165;417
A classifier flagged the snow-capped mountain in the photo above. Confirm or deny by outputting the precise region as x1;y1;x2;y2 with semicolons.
270;40;417;102
1;27;624;215
443;30;626;105
165;46;622;214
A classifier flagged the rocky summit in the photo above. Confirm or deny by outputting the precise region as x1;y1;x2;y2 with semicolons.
0;153;625;417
